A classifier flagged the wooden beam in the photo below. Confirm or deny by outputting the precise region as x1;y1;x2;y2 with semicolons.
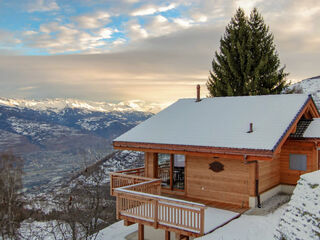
124;220;135;226
246;155;273;161
165;231;170;240
113;141;273;158
175;234;189;240
138;224;144;240
170;154;174;191
153;153;158;178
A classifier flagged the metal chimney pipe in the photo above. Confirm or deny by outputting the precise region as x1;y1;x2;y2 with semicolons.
196;84;201;102
247;123;253;133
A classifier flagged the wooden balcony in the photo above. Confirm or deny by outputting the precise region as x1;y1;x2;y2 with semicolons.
110;170;206;237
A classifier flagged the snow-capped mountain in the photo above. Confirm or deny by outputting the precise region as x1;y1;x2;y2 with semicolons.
290;75;320;109
0;98;153;190
0;98;166;113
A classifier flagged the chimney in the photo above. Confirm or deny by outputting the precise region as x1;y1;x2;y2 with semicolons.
247;123;253;133
196;84;201;102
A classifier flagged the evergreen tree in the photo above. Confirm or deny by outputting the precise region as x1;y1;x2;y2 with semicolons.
207;8;289;97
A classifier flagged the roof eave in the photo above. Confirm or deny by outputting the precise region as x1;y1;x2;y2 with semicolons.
272;95;318;154
113;141;274;160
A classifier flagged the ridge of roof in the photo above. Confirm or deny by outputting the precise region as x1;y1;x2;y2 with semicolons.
181;93;309;101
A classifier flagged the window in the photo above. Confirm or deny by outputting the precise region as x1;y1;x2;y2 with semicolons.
289;154;307;171
158;154;170;188
157;154;185;190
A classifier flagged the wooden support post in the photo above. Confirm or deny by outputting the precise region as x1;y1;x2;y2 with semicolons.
138;224;144;240
165;231;170;240
153;153;158;178
170;154;174;190
200;207;204;235
116;194;120;219
175;234;189;240
110;174;113;196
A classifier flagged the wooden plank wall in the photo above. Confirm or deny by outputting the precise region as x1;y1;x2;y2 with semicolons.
279;140;317;185
258;157;280;193
185;156;250;207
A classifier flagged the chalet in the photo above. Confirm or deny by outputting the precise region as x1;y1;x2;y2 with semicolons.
110;89;320;240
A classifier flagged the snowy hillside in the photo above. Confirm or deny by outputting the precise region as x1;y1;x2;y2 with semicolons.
290;75;320;109
0;98;153;190
20;150;145;239
275;170;320;240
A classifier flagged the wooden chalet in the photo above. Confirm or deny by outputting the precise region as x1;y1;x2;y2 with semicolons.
110;90;320;240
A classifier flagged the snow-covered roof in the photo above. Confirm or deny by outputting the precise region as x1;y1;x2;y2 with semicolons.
115;94;311;151
303;118;320;138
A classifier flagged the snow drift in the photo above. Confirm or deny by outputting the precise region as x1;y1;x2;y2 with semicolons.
275;170;320;239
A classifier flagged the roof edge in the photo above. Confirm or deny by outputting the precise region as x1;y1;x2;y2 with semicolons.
272;95;312;152
113;141;274;158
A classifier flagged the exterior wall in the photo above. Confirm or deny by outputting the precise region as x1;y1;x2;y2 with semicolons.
258;157;280;193
279;140;318;185
185;155;250;207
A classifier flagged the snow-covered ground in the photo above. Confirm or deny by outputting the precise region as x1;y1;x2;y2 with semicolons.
97;205;286;240
198;205;286;240
275;170;320;240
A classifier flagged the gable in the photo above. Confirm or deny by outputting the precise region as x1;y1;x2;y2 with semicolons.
114;94;316;154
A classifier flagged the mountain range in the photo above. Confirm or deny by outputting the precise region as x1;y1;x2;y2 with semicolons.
0;98;153;190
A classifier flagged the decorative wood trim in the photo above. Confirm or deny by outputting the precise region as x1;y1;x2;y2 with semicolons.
209;161;224;173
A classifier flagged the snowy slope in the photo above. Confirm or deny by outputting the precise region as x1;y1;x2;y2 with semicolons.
290;75;320;109
275;170;320;240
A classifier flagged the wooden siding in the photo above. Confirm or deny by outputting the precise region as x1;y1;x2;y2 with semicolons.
279;140;318;185
185;156;250;207
258;157;280;193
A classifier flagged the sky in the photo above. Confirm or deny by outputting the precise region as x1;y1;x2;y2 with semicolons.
0;0;320;104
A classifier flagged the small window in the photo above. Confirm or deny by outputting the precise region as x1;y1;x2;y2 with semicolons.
289;154;307;171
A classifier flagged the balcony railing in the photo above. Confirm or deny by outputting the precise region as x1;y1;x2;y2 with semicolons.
110;170;206;236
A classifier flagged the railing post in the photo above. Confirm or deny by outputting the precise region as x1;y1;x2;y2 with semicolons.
110;174;114;196
157;181;161;195
116;193;120;219
200;207;205;235
154;199;158;229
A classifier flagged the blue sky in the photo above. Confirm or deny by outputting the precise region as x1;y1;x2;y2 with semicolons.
0;0;202;55
0;0;319;103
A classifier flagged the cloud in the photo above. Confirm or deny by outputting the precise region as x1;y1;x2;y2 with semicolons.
22;21;118;53
73;12;110;29
0;24;221;102
127;20;149;40
18;86;37;91
0;0;320;102
131;3;176;16
27;0;59;12
0;30;21;46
